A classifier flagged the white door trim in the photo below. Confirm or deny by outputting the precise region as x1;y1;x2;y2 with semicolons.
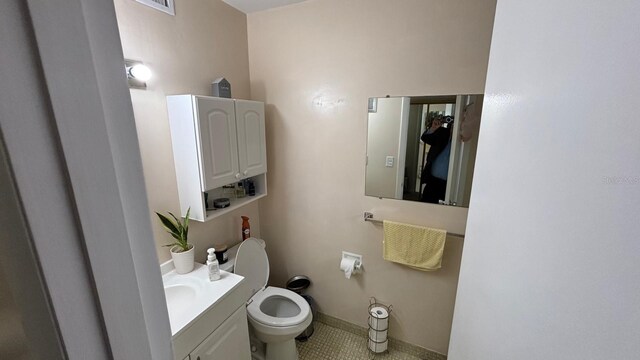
1;0;173;358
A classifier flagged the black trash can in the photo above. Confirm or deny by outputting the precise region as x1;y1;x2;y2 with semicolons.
286;275;315;341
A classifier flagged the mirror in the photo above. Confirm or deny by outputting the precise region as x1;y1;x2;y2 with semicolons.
365;95;483;207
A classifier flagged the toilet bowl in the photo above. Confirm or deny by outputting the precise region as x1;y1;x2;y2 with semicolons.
235;238;312;360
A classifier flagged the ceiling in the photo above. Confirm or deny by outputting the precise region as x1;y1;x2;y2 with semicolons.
222;0;309;14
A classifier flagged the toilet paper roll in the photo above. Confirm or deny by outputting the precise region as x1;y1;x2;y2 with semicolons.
368;338;388;353
340;257;357;279
369;328;387;342
369;306;389;331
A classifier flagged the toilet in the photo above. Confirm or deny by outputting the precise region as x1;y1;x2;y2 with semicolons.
233;238;312;360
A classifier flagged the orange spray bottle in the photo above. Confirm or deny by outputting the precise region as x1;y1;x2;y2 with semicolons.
241;216;250;240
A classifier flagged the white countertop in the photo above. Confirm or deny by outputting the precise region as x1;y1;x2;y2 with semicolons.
162;262;245;337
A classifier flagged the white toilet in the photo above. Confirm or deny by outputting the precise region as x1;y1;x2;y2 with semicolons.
234;238;312;360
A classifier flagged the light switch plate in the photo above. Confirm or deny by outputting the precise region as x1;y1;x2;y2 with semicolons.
385;156;394;167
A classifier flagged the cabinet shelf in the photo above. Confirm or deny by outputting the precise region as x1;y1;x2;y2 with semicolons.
205;193;267;221
203;172;267;221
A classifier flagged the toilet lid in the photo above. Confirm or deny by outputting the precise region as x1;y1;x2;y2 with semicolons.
234;238;269;297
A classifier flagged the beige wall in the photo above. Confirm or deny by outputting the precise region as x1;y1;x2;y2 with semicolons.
248;0;495;354
113;0;260;263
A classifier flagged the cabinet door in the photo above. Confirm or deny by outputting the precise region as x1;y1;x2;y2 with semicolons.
235;100;267;178
189;306;251;360
195;97;240;191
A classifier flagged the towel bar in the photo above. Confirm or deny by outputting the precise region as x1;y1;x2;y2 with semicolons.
363;212;465;239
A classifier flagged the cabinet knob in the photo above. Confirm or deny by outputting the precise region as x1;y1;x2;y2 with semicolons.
235;173;241;179
243;170;248;176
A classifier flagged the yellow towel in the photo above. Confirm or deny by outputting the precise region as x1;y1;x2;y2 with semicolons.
383;220;446;271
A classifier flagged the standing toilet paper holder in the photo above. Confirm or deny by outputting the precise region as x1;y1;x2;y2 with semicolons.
367;297;393;357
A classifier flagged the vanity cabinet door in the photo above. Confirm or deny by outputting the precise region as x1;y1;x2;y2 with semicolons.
189;306;251;360
195;96;240;191
235;100;267;178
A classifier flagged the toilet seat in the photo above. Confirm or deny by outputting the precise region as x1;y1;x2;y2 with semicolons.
247;286;311;327
234;239;311;328
235;238;313;360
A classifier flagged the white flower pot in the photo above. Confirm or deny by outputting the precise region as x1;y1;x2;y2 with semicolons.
170;244;194;274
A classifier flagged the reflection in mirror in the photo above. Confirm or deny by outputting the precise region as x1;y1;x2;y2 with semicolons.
365;95;483;207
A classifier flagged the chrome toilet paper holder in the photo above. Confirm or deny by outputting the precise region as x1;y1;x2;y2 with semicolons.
368;297;393;356
342;251;363;271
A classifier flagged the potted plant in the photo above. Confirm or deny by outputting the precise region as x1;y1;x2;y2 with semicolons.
156;208;194;274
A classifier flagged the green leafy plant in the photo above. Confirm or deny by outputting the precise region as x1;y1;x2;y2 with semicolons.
156;208;191;252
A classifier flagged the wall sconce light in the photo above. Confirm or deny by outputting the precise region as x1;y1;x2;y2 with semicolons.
125;59;151;89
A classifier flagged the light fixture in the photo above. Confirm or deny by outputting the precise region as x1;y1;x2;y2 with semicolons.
129;64;151;81
125;59;151;89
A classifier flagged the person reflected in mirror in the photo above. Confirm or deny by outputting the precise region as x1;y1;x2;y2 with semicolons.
420;114;452;203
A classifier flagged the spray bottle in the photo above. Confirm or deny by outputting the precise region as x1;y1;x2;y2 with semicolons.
241;216;250;240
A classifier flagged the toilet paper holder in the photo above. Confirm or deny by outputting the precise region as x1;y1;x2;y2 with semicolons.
342;251;363;272
367;297;392;355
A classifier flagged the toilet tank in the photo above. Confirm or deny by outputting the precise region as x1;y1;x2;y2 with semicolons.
219;237;266;273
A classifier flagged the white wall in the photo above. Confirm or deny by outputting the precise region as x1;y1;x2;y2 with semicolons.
449;1;640;359
248;0;496;353
113;0;260;263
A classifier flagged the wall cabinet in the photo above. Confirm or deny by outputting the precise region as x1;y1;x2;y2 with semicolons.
167;95;267;221
235;100;268;178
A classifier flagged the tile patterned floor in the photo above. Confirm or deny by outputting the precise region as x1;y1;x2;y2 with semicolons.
297;322;422;360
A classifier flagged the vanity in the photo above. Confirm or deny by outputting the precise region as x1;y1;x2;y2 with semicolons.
162;262;252;360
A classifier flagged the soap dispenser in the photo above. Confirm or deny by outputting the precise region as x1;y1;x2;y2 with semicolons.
207;248;221;281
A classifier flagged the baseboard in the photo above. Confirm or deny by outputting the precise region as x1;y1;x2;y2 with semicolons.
314;312;447;360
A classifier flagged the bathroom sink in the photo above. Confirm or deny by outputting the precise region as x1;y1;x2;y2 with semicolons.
161;262;249;338
164;284;197;324
165;284;197;302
